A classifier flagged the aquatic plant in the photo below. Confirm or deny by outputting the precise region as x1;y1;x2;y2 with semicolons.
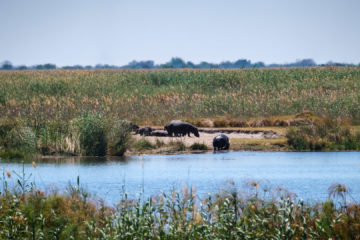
0;171;359;239
72;112;107;156
106;119;132;156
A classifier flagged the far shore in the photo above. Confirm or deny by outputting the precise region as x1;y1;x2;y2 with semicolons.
127;126;289;155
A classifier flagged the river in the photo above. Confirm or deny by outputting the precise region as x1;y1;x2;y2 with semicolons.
1;152;359;204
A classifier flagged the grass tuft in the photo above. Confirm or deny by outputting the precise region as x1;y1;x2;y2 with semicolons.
190;142;208;150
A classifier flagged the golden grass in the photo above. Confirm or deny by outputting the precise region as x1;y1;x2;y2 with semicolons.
1;67;359;126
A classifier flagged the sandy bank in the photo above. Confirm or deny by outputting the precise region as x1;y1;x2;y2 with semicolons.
134;128;281;149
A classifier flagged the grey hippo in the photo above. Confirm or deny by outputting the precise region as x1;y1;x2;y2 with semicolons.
213;134;230;151
164;120;200;137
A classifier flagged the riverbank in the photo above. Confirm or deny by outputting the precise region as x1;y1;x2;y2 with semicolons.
1;121;359;158
127;126;288;155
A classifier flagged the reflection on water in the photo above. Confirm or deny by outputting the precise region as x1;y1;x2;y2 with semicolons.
1;152;360;204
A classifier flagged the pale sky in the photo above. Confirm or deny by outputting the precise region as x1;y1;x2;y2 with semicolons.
1;0;359;66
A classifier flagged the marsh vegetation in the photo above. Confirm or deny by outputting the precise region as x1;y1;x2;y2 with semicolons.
0;167;359;239
0;67;359;156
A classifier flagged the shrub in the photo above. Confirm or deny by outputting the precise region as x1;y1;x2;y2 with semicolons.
133;138;155;151
1;124;37;155
286;118;360;151
0;118;19;139
190;142;208;150
37;119;70;155
0;150;25;159
107;120;132;156
168;140;186;151
250;118;273;127
155;138;165;148
213;118;229;128
228;119;248;127
0;118;37;155
73;112;107;156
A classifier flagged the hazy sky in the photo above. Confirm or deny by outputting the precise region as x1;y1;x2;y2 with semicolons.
1;0;359;66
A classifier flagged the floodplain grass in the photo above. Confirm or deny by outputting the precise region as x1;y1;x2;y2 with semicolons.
0;67;360;156
1;67;360;125
0;167;359;239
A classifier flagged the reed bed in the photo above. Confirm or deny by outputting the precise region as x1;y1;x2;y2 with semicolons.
1;67;359;156
1;67;359;125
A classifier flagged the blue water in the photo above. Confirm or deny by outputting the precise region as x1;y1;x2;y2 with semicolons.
1;152;360;204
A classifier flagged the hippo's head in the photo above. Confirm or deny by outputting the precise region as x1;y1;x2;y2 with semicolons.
194;129;200;137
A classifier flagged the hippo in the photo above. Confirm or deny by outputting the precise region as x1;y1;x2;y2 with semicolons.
130;122;140;132
136;126;153;136
164;120;200;137
150;130;169;137
164;120;183;137
213;134;230;151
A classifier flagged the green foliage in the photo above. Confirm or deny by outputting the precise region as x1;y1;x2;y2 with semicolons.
0;151;24;159
133;138;155;151
0;177;359;239
168;140;186;151
73;112;107;156
0;117;37;155
286;119;360;151
107;119;132;156
190;142;208;150
6;127;37;153
155;138;165;148
0;67;359;125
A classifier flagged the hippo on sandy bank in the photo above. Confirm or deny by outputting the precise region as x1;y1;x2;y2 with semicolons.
136;126;153;136
164;120;200;137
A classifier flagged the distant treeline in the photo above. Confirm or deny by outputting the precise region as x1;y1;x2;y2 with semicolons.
1;58;359;70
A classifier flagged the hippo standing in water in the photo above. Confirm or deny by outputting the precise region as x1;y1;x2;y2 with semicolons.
164;120;200;137
213;134;230;151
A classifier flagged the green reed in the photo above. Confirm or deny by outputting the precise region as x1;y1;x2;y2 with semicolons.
0;67;359;126
0;169;359;239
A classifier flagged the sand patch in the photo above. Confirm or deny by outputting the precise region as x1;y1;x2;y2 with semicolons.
133;128;280;148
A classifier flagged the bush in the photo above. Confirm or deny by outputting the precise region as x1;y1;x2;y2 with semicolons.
0;118;37;155
6;127;37;154
107;120;132;156
286;118;360;151
213;118;229;128
155;138;165;148
228;119;248;127
196;119;214;128
134;138;155;151
37;119;70;155
73;112;107;156
168;140;186;151
0;150;25;159
190;142;208;150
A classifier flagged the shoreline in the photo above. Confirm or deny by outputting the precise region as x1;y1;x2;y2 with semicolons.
128;126;287;155
1;125;360;159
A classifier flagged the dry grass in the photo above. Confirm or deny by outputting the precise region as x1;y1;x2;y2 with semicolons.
1;67;359;126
